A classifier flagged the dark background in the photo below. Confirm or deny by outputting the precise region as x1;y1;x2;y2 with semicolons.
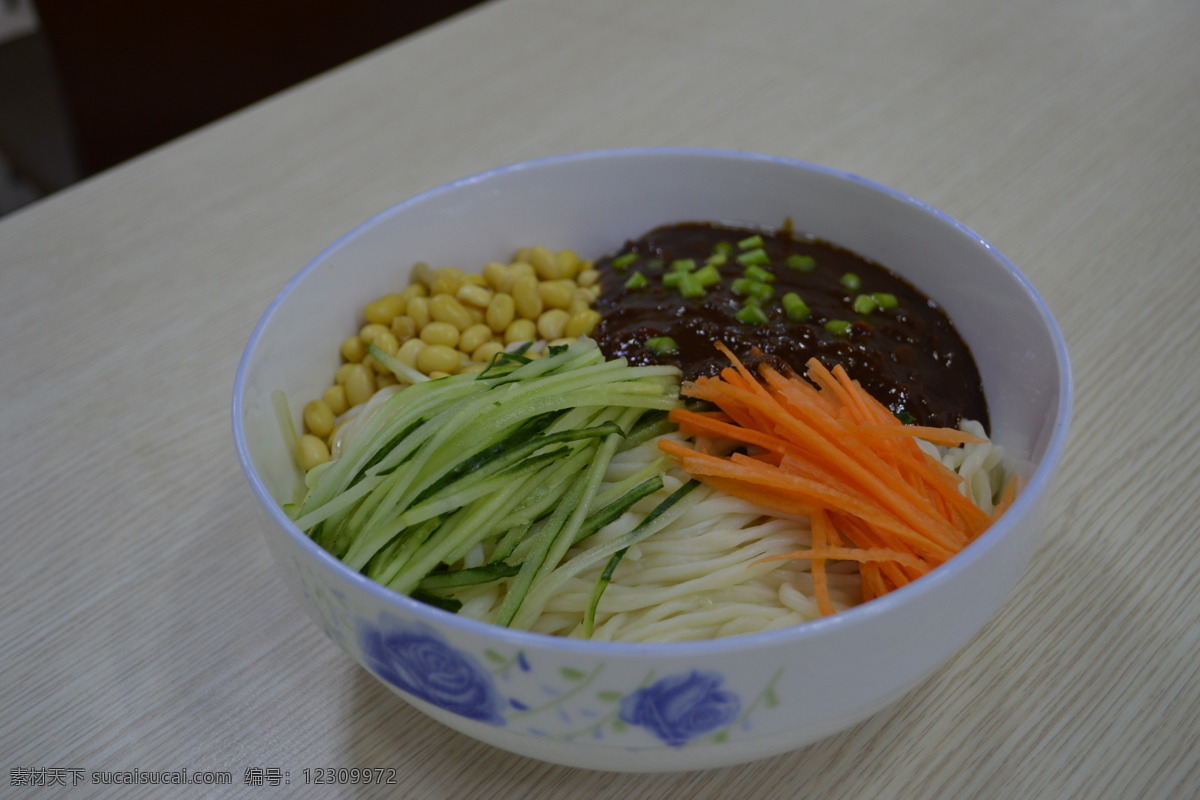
0;0;487;212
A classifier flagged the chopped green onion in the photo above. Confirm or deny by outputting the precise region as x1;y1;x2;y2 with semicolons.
872;292;899;309
693;263;722;287
742;264;775;283
678;273;705;298
612;252;638;270
624;271;648;289
731;277;773;303
824;319;852;336
782;292;810;321
671;258;697;272
852;294;878;314
840;272;862;291
736;248;770;267
662;271;683;288
737;234;764;249
704;253;728;266
786;254;816;272
736;304;770;325
645;336;678;356
713;241;734;255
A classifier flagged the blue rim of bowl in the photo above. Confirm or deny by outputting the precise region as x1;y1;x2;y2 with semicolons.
232;146;1073;658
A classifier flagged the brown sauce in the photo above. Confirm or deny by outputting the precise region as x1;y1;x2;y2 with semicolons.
591;222;989;430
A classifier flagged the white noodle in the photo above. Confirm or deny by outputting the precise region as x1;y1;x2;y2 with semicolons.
453;422;1004;642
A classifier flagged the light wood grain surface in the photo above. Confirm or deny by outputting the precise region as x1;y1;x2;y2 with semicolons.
2;0;1198;796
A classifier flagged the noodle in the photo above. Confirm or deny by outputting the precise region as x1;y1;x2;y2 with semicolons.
452;426;1004;641
330;379;1005;643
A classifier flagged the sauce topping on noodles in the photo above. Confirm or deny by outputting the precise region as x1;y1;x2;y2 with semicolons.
591;222;988;430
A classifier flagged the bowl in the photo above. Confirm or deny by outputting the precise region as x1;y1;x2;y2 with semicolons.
232;148;1071;772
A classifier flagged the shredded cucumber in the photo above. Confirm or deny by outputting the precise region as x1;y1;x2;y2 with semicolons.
287;338;684;629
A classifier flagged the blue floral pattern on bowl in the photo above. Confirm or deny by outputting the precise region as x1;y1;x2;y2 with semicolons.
619;671;740;746
359;613;505;725
348;610;783;747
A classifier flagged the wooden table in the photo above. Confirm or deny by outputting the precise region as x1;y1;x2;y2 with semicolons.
3;0;1197;796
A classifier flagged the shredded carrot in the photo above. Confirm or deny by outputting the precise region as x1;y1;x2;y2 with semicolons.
660;346;1013;609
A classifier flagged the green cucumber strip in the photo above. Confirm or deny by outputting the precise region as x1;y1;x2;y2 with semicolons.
366;342;429;385
351;445;566;576
572;475;664;547
364;516;442;584
411;590;462;613
587;457;669;514
619;411;674;451
532;406;642;586
582;547;628;637
299;377;481;512
270;390;307;504
292;473;384;532
492;476;590;627
417;561;520;590
412;420;621;507
389;446;570;538
385;474;527;595
512;480;705;632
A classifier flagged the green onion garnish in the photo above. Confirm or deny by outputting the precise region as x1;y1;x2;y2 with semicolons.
705;253;728;266
824;319;852;336
895;410;915;424
736;248;770;267
736;304;770;325
782;292;810;321
624;271;648;289
840;272;862;291
731;277;773;303
694;263;722;287
786;254;816;272
872;292;899;309
742;264;775;283
713;241;734;255
612;252;639;270
737;234;764;249
671;258;697;273
645;336;679;356
662;271;683;288
678;273;706;298
852;294;878;314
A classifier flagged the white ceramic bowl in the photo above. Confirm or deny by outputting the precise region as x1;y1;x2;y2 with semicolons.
232;148;1071;772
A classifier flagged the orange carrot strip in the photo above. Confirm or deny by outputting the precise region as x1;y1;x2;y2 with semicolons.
810;509;835;616
660;348;1010;608
854;424;986;447
696;373;968;547
757;547;928;571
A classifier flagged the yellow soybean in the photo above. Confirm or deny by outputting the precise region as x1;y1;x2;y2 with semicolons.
344;364;377;407
416;344;460;375
458;323;492;354
537;309;570;341
303;399;335;438
429;295;473;330
322;384;348;416
512;275;542;319
420;321;460;348
364;293;406;325
564;309;601;338
504;318;537;344
341;336;366;363
298;434;331;471
486;293;515;333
